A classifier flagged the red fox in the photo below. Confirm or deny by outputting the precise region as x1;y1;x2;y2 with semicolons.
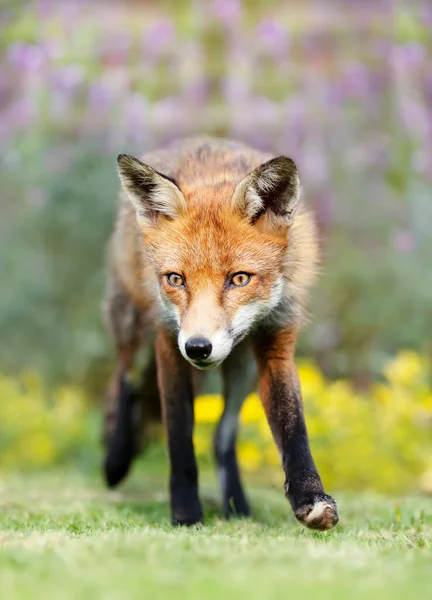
103;137;338;530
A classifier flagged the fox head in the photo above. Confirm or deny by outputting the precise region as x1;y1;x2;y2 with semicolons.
117;152;308;369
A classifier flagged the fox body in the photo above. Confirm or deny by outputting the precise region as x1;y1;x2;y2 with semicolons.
103;137;338;530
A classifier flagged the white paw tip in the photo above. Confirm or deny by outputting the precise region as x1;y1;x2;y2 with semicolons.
303;501;339;530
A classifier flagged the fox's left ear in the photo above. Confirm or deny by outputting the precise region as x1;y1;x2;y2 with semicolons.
232;157;301;226
117;154;186;227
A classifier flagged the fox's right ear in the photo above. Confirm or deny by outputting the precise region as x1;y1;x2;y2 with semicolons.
117;154;186;227
232;156;301;228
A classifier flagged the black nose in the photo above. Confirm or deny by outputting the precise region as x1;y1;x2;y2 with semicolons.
185;337;212;360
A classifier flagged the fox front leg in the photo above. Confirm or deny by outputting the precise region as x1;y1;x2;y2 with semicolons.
254;328;339;530
155;330;203;526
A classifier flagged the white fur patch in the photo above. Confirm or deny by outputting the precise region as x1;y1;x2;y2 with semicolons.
244;187;264;218
231;277;284;339
268;277;284;310
305;502;333;526
178;328;233;366
144;183;186;220
178;330;189;361
231;303;260;338
210;330;233;362
157;291;180;327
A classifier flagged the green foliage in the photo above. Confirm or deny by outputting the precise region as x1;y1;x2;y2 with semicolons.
0;145;116;385
0;371;96;470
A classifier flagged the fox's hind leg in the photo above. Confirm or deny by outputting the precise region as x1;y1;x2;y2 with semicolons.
214;341;256;518
103;274;148;488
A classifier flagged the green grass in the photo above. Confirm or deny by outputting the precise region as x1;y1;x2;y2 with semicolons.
1;462;431;600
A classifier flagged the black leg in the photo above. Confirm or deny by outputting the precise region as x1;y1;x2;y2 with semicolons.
104;374;139;488
156;331;203;526
214;343;255;518
254;328;339;531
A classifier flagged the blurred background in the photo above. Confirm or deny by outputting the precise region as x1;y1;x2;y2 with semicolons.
1;0;431;494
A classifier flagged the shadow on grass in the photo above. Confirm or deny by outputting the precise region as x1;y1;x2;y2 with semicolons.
104;480;295;530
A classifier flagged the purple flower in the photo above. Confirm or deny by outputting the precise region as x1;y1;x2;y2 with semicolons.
7;42;46;72
392;42;427;71
221;76;250;103
342;63;371;99
36;0;55;18
153;96;185;132
183;79;209;104
42;38;64;61
141;19;175;60
420;2;432;28
87;79;114;112
256;18;289;59
424;71;432;106
398;95;429;138
210;0;241;24
281;95;309;147
0;97;36;138
123;93;150;143
51;65;84;91
324;80;346;108
249;96;279;125
315;190;334;230
300;144;328;187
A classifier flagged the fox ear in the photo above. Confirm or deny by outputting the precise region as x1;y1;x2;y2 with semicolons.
232;156;301;226
117;154;186;226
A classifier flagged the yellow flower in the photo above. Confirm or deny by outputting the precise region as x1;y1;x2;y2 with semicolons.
298;361;326;398
194;395;223;424
384;351;427;388
264;444;280;466
241;393;265;423
420;394;432;415
238;442;262;472
55;386;85;422
258;419;273;440
19;432;56;466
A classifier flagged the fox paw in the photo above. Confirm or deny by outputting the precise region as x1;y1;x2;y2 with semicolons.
293;493;339;531
171;494;203;527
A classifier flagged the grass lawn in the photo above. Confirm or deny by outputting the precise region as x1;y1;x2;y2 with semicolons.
1;459;431;600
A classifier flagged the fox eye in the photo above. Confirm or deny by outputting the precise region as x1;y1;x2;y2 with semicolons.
230;272;252;287
166;273;184;287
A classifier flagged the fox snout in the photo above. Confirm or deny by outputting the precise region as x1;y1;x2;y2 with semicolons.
178;330;233;369
184;337;212;361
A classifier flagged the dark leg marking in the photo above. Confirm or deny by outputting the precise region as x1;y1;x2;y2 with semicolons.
104;374;140;488
254;329;339;531
156;331;203;526
214;344;255;518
